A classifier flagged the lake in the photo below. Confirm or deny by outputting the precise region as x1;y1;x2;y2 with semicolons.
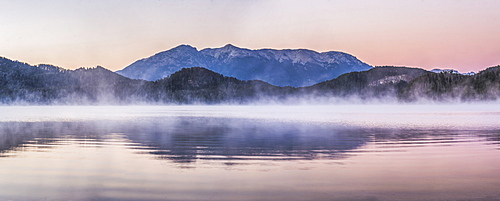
1;105;499;201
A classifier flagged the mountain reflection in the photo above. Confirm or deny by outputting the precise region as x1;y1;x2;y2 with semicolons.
1;118;499;164
0;122;107;155
125;117;371;163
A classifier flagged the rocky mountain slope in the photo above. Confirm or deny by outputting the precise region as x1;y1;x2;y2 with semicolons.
116;44;372;87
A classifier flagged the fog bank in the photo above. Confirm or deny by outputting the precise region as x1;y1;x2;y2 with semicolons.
1;105;499;130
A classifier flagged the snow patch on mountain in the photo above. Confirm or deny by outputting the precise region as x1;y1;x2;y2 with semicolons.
116;44;373;87
431;69;476;75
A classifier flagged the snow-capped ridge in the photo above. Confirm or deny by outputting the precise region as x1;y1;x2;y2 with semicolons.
431;69;476;75
117;44;373;87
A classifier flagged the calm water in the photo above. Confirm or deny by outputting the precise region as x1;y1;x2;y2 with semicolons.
1;105;500;201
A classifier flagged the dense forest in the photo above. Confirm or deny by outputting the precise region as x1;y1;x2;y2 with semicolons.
399;66;500;102
1;56;499;104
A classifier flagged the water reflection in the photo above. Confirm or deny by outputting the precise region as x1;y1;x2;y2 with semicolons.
1;117;500;201
0;122;107;156
0;119;369;163
126;118;373;164
1;118;499;164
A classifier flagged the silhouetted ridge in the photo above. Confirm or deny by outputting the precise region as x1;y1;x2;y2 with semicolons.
1;56;500;104
150;67;286;104
399;65;500;102
0;57;148;104
308;66;429;99
160;67;231;90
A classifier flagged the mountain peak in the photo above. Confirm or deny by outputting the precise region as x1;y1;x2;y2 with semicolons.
118;45;373;86
218;44;246;53
148;44;199;59
172;44;198;51
222;44;238;49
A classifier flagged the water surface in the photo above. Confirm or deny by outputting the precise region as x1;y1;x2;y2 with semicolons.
1;105;500;201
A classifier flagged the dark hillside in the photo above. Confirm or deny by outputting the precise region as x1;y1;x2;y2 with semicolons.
1;55;499;104
399;66;500;102
149;67;289;104
307;66;429;100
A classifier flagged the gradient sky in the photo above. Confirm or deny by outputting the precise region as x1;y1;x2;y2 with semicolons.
1;0;499;73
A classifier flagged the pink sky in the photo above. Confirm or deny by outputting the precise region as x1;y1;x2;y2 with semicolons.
0;0;499;73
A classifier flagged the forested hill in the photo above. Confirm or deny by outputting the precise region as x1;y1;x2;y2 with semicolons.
399;66;500;102
305;66;429;100
304;66;500;102
0;57;290;104
1;56;499;104
0;57;148;104
143;67;294;104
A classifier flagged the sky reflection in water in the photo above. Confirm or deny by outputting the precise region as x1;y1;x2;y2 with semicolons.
0;106;500;201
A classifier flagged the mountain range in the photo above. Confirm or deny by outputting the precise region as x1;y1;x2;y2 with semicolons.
116;44;372;87
1;54;499;104
0;57;285;104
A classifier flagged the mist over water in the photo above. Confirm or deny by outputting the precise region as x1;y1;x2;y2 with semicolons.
1;104;499;129
1;105;500;201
